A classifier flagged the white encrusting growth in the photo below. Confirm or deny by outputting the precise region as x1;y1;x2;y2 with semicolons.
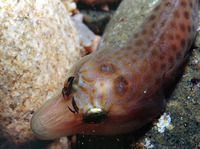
154;113;172;133
144;138;154;149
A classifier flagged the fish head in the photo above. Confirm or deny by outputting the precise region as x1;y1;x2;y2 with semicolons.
31;51;136;140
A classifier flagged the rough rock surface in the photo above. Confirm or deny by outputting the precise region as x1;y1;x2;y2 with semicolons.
77;0;118;5
0;0;80;146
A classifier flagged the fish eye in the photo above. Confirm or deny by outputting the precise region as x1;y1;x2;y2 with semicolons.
83;108;107;124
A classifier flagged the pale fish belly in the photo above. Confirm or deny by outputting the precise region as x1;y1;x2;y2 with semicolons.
31;0;199;140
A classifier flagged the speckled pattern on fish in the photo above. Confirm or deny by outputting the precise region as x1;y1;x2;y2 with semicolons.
31;0;199;140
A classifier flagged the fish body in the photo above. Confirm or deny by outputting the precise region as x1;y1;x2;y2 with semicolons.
31;0;199;140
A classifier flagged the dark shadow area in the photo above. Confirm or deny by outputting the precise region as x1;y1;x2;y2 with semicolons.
0;137;52;149
17;139;52;149
77;0;122;11
77;0;122;35
72;121;155;149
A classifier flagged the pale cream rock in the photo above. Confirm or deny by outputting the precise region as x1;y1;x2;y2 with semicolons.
62;0;77;12
46;137;71;149
72;14;101;54
0;0;80;144
76;0;118;5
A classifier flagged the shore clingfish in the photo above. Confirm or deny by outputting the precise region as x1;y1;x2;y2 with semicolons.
31;0;199;140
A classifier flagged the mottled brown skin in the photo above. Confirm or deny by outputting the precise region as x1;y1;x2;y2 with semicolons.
31;0;199;140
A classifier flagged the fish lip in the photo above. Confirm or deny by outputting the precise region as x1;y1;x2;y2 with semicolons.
30;113;50;140
30;90;83;140
30;102;57;140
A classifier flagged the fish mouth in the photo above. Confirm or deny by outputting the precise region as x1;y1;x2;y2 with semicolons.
30;90;82;140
